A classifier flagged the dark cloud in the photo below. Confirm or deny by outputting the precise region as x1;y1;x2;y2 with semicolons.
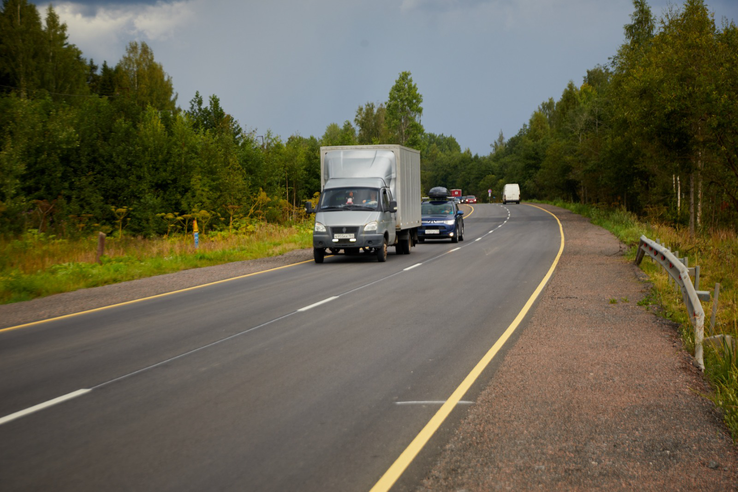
63;0;165;4
54;0;175;17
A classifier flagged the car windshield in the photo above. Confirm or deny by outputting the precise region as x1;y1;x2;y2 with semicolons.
318;187;380;210
422;202;454;215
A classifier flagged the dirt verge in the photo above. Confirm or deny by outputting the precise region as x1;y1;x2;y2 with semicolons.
418;204;737;491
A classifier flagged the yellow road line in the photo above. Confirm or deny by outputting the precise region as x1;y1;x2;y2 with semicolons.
370;204;564;492
0;259;315;333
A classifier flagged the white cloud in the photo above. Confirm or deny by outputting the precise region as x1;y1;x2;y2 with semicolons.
131;2;196;40
49;1;195;63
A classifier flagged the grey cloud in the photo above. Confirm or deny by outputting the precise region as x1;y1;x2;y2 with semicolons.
54;0;176;16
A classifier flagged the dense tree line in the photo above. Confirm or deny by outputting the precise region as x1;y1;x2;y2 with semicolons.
0;0;323;237
0;1;431;237
0;0;736;238
486;0;738;234
342;0;738;233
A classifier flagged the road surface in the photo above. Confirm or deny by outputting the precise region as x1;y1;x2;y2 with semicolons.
0;203;562;491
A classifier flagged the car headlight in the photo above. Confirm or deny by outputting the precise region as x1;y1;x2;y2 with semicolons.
314;222;326;232
444;219;455;225
364;221;378;232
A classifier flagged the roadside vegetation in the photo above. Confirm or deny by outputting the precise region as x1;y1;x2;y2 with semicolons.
550;200;738;440
0;222;313;304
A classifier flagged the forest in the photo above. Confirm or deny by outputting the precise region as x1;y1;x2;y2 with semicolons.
1;0;737;239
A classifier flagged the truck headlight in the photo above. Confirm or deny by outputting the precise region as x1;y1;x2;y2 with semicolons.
314;222;326;232
364;221;378;232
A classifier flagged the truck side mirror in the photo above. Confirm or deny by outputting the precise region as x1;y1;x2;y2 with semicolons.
389;200;398;213
305;202;315;214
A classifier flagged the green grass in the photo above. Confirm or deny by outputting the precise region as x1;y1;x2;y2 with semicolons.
548;200;738;440
0;222;314;304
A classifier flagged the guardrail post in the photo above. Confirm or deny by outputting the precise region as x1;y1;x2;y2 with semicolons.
694;265;700;291
710;283;721;334
96;232;106;264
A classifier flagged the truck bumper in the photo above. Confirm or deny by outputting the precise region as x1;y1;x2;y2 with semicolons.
313;232;386;249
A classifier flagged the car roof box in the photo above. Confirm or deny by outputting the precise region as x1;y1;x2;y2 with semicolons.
428;186;449;199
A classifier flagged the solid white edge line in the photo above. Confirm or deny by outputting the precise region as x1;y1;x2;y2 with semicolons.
298;296;339;312
0;389;91;426
403;263;422;271
475;238;481;242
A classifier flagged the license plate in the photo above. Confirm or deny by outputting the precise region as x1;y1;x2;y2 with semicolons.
425;230;439;234
334;233;355;239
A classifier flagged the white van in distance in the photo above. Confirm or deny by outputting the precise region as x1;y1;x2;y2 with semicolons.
503;183;521;204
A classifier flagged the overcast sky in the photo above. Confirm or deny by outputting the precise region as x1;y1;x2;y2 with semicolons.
42;0;738;156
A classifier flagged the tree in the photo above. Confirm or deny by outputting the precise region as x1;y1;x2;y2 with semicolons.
619;0;719;235
709;21;738;223
0;0;43;98
355;102;389;144
491;130;505;154
320;121;356;146
94;60;118;97
38;5;87;98
0;2;87;100
284;135;320;213
116;41;177;111
187;91;242;140
386;71;424;148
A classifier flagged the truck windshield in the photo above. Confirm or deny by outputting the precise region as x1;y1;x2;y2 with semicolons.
319;187;380;211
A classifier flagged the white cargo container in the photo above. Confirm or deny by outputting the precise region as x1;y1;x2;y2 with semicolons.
307;145;421;263
503;183;521;204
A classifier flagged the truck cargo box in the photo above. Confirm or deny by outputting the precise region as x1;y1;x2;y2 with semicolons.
320;145;421;230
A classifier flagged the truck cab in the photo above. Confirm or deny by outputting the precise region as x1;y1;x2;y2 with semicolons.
309;178;396;262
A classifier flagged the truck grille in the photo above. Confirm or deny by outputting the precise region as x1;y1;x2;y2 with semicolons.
329;226;360;236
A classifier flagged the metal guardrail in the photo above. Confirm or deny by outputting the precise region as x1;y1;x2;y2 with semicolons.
634;235;710;370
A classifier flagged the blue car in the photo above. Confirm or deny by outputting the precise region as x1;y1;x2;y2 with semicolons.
418;199;465;243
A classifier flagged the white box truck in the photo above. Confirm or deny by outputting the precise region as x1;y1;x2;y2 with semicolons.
306;145;421;263
503;183;521;204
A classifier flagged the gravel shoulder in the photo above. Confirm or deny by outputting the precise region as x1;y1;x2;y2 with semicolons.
418;204;738;491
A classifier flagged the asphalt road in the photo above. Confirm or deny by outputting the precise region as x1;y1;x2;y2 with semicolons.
0;203;563;492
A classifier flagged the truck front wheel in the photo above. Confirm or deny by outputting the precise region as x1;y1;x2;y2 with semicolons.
376;240;387;262
314;248;325;263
